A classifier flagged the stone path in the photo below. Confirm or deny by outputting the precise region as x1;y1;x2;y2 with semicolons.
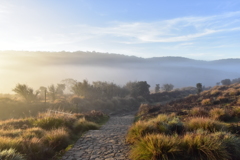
61;114;134;160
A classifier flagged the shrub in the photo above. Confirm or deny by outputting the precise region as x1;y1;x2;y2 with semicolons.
0;148;25;160
189;107;208;117
201;99;211;105
186;117;227;132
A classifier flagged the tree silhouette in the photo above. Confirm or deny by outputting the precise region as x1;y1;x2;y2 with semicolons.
162;84;174;92
13;84;39;102
48;84;57;101
196;83;203;95
221;79;231;85
155;84;160;93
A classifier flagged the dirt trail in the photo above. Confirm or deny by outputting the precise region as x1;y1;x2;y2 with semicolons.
61;114;134;160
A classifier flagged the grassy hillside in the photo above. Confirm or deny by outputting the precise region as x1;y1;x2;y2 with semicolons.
127;83;240;160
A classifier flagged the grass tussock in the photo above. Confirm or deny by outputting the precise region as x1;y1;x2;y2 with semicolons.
189;107;208;117
130;134;180;160
186;117;227;132
73;117;99;132
130;132;236;160
0;148;25;160
201;98;211;105
209;108;231;121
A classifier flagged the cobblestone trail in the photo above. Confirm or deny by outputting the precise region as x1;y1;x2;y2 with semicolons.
61;115;134;160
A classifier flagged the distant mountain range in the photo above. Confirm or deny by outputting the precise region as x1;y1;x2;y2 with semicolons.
1;51;240;93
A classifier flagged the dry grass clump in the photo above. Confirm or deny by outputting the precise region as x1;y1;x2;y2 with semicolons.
181;132;230;160
0;137;22;151
130;132;237;160
201;99;211;105
126;121;165;144
0;148;25;160
73;117;99;132
233;106;240;117
130;134;180;160
186;117;227;132
43;128;70;151
0;129;22;138
210;89;221;96
127;114;184;144
189;107;208;117
216;96;229;103
209;108;230;121
223;88;240;96
237;97;240;105
0;118;33;130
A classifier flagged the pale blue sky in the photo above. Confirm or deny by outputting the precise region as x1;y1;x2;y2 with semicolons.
0;0;240;60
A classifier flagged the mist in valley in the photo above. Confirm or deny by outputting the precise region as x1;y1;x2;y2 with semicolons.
1;51;240;94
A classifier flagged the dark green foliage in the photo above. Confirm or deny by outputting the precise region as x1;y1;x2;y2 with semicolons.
221;79;231;85
124;81;150;97
162;83;174;92
155;84;160;93
196;83;202;95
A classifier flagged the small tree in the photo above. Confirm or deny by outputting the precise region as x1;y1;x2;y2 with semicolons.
13;84;39;102
155;84;160;93
56;84;66;95
48;84;57;101
162;84;174;92
39;86;47;99
124;81;150;97
221;79;231;85
196;83;203;95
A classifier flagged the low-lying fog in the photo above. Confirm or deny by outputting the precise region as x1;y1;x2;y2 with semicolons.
1;51;240;93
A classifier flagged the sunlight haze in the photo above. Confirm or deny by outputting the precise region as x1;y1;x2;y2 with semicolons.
0;0;239;59
0;0;240;93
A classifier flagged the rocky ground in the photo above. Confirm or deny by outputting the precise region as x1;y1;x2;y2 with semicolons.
61;114;135;160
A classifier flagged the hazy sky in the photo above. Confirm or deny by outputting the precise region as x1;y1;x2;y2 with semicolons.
0;0;240;60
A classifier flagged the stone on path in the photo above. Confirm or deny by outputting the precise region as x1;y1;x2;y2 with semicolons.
61;115;134;160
